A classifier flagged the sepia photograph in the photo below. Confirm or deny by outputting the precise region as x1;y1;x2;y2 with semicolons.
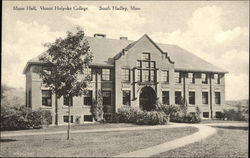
1;0;249;157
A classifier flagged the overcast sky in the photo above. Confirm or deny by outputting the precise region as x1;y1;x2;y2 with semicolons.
2;1;249;100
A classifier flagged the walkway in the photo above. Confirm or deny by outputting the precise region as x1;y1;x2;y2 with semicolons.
114;124;215;157
114;122;248;157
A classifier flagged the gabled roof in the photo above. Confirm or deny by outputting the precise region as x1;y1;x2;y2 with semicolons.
24;34;228;74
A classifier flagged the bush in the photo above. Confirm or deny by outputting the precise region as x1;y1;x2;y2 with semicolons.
27;110;43;129
39;108;52;125
223;108;247;121
1;105;31;130
116;106;138;123
136;111;168;125
75;115;81;124
114;106;168;125
155;103;201;123
1;105;52;131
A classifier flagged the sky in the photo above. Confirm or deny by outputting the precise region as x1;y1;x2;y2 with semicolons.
2;1;249;100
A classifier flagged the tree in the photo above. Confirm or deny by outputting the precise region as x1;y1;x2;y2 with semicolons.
39;27;93;140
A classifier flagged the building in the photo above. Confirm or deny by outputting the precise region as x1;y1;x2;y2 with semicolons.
23;34;228;125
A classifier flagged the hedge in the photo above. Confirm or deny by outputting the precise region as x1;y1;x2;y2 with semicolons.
1;105;52;131
112;106;169;125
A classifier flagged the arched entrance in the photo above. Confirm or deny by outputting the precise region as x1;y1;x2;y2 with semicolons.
139;86;157;111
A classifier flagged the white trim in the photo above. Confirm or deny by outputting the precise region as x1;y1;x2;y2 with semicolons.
121;87;131;91
202;89;209;92
174;89;182;91
188;89;195;92
102;88;112;91
41;86;51;90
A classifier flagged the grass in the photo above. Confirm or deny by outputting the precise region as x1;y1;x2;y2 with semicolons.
0;126;197;157
200;119;246;124
153;125;248;157
0;123;138;134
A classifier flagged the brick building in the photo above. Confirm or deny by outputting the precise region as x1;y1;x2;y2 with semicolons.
23;34;227;125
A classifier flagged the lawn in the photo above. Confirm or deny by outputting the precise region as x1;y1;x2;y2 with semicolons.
0;126;197;157
153;125;248;157
0;123;139;135
200;119;246;124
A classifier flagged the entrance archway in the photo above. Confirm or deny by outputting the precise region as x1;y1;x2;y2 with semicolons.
139;86;157;111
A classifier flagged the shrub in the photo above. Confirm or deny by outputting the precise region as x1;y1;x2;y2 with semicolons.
136;111;168;125
184;112;201;123
39;109;52;125
1;105;31;130
223;108;247;121
27;110;43;129
116;106;138;123
1;105;53;131
155;103;201;123
115;106;169;125
75;115;81;124
155;103;180;115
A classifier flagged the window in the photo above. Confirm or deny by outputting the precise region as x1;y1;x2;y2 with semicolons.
142;70;149;82
150;61;155;68
142;61;150;68
175;91;182;105
162;91;169;105
150;70;155;81
215;112;222;119
64;96;73;106
175;72;181;83
189;92;195;105
195;73;201;78
122;90;131;105
202;73;208;84
84;91;92;106
42;90;52;106
188;73;195;83
103;91;111;105
202;92;208;104
137;61;141;68
214;74;220;84
137;53;156;83
83;68;92;81
63;115;73;123
142;53;150;60
122;69;130;81
203;112;209;118
137;69;141;82
162;70;169;82
215;92;221;104
84;115;93;122
102;69;111;81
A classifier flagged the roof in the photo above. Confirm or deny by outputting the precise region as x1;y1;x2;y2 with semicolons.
24;34;228;74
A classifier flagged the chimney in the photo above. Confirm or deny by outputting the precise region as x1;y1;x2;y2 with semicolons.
94;33;106;38
120;37;128;40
